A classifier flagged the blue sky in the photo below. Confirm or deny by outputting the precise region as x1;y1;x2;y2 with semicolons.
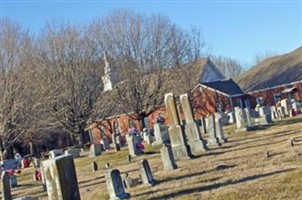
1;0;302;67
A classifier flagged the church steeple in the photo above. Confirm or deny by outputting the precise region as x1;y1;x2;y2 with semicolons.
102;53;116;91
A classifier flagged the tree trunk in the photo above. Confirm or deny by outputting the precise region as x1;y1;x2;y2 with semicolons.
138;114;146;131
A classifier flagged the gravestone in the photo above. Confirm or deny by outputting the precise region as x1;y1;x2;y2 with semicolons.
92;161;98;172
142;129;152;144
160;143;177;170
112;133;121;152
227;112;236;124
234;107;251;132
33;158;40;168
138;159;156;186
259;106;273;124
102;137;111;151
1;159;18;170
292;102;302;113
277;106;285;119
180;93;208;154
1;171;11;200
89;143;102;157
49;149;63;158
42;155;80;200
281;98;292;117
244;108;252;127
105;169;131;200
199;116;207;134
126;135;142;157
270;106;278;120
206;114;221;146
153;123;170;145
164;93;191;160
10;175;17;188
64;148;80;158
105;162;110;169
214;113;228;143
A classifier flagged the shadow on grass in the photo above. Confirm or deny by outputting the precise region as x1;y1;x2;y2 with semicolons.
80;180;106;188
78;175;104;185
149;168;294;200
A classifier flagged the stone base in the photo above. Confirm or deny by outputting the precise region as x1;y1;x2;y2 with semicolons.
188;140;208;155
235;126;258;133
110;192;131;200
207;137;221;146
172;145;191;160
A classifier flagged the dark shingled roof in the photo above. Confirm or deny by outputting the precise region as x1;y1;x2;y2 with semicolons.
235;46;302;92
201;79;244;96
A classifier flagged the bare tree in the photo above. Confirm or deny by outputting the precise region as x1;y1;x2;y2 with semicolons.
211;56;244;78
253;51;279;65
35;21;113;147
90;10;209;129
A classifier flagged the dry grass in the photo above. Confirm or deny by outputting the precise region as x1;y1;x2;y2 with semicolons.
7;115;302;200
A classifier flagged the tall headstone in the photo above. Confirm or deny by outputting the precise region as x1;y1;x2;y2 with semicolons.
1;171;11;200
112;133;121;152
41;155;80;200
105;169;131;200
180;93;208;154
206;114;221;146
138;159;156;186
164;93;191;160
200;116;207;134
33;158;40;168
153;123;170;145
89;143;102;157
160;144;177;170
244;108;252;127
102;137;111;151
214;113;228;143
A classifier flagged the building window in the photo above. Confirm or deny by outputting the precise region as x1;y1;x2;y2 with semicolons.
256;96;264;105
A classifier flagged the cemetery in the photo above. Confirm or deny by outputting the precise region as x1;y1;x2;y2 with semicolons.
1;97;302;199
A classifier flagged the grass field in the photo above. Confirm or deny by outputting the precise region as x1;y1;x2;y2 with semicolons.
7;115;302;200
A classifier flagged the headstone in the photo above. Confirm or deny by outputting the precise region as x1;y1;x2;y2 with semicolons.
292;102;302;113
234;107;250;132
1;159;18;170
138;159;156;186
105;162;110;169
281;99;292;117
10;175;17;188
270;106;278;120
288;138;294;147
102;137;111;151
126;135;142;157
259;106;273;124
127;155;132;163
105;169;131;200
112;133;121;152
33;158;40;168
214;113;228;143
227;112;236;124
164;93;191;160
153;123;170;145
180;93;208;154
244;108;253;127
199;116;207;134
277;106;285;119
160;144;177;170
42;155;80;200
206;114;221;146
142;129;152;144
92;161;98;172
89;143;102;157
49;149;63;158
120;173;132;188
1;171;11;200
64;148;80;158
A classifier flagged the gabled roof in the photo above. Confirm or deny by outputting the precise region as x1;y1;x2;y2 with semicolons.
235;46;302;92
201;79;244;96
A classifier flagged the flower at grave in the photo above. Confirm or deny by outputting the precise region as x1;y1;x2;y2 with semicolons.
5;169;20;176
128;127;139;136
154;114;165;123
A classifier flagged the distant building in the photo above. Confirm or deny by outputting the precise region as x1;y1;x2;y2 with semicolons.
235;46;302;108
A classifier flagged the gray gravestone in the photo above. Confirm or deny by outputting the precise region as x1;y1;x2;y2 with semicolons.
49;149;63;158
214;113;228;143
33;158;40;168
160;143;177;170
259;106;273;124
105;169;131;200
126;135;142;157
92;161;98;172
281;98;292;117
10;175;17;188
89;143;102;157
180;93;208;154
64;148;80;158
138;159;156;186
1;171;11;200
207;114;221;146
142;129;152;144
153;123;170;145
102;137;111;151
164;93;192;160
112;133;121;152
42;155;80;200
244;108;253;127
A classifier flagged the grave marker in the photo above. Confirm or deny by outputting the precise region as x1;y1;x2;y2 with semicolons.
138;159;156;186
105;169;131;200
